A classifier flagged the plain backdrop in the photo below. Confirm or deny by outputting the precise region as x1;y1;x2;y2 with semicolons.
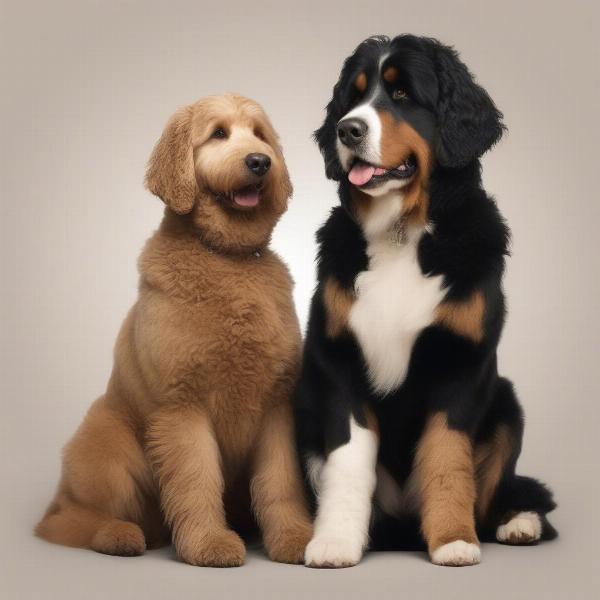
1;1;599;599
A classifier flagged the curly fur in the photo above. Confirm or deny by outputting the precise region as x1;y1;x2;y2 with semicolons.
36;95;312;567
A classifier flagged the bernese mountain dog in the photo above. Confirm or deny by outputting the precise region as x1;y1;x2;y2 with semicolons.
295;35;557;568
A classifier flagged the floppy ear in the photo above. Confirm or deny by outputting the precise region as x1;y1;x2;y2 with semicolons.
315;44;366;182
314;81;345;181
260;114;294;200
315;36;394;181
433;44;505;168
145;106;197;214
280;158;293;201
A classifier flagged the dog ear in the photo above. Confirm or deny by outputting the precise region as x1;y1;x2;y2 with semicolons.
316;36;390;181
145;106;197;214
315;45;363;183
433;44;505;168
280;159;293;201
261;114;294;200
314;82;345;181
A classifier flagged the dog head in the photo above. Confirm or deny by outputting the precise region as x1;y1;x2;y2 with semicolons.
146;94;292;253
315;35;504;231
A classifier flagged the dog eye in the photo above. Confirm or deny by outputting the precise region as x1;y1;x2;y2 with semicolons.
212;127;227;139
392;89;408;101
254;129;266;141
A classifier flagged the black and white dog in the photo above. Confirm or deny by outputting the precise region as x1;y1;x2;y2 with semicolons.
295;35;556;568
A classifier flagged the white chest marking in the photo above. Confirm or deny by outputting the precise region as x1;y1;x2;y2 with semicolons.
349;228;445;395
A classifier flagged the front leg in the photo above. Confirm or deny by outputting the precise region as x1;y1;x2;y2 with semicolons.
251;402;313;564
416;412;480;566
305;414;378;568
146;405;245;567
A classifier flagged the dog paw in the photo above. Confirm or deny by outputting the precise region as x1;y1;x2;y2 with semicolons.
304;535;363;568
266;520;314;564
431;540;481;567
496;511;542;545
91;520;146;557
177;529;245;567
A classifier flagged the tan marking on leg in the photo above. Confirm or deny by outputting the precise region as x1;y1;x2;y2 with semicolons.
377;113;432;226
415;413;478;555
435;290;485;343
475;424;514;521
383;66;398;83
323;277;355;338
251;401;313;564
354;72;367;93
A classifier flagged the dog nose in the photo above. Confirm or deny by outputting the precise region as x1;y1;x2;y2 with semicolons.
245;153;271;177
337;118;368;148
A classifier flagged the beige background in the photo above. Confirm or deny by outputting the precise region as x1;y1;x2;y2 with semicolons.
1;0;598;598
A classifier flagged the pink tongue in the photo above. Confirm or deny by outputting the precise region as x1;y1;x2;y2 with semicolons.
348;163;375;186
234;188;260;207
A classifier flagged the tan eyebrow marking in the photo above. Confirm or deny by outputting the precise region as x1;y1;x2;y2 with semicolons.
383;66;399;83
354;72;367;93
474;424;514;521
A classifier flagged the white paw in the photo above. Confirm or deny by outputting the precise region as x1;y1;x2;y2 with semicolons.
496;511;542;544
304;536;363;568
431;540;481;566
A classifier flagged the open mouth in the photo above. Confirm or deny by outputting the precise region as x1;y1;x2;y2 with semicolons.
215;184;263;210
347;156;417;188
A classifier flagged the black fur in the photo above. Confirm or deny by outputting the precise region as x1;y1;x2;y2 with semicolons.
315;35;505;178
295;34;556;550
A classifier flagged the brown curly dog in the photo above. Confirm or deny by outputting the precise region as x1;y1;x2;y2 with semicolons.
35;94;313;567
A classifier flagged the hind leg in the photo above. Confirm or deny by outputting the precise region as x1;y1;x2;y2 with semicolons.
475;434;544;546
36;398;156;556
37;504;146;556
474;378;557;544
490;475;557;544
496;511;542;544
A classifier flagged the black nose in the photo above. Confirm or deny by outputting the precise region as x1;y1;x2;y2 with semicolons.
337;118;368;148
245;153;271;177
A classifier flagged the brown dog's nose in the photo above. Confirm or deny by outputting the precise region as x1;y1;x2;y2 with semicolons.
245;153;271;177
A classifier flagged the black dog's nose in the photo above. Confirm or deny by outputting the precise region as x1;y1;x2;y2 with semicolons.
337;118;368;147
245;153;271;177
